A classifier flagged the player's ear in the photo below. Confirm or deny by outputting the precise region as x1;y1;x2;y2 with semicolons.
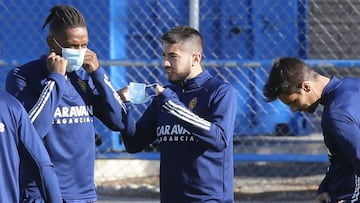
192;53;201;67
301;81;311;92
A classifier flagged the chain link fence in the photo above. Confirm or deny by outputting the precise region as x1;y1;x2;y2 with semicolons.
1;0;360;200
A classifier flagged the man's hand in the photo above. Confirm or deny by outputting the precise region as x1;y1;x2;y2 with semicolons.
156;84;164;95
47;51;67;75
117;86;129;102
83;48;100;73
315;192;330;203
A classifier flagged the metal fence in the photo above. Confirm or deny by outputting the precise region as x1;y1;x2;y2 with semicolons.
1;0;360;200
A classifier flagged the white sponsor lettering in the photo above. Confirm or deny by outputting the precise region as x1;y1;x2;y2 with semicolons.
52;105;94;125
157;124;195;143
54;117;93;125
159;135;195;143
157;124;191;136
54;105;93;117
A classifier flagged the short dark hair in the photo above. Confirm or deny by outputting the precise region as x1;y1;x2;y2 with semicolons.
263;57;316;102
161;26;203;53
42;5;86;35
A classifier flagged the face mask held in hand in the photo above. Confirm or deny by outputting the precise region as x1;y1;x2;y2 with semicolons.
128;82;157;104
53;38;87;72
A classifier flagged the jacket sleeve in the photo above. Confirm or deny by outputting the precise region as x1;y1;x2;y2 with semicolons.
121;102;158;153
17;100;62;203
90;67;127;131
326;108;360;173
6;69;66;138
316;164;331;195
317;107;360;194
159;83;237;152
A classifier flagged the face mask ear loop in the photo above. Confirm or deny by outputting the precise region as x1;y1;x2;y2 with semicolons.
146;83;158;98
52;38;63;49
145;83;158;88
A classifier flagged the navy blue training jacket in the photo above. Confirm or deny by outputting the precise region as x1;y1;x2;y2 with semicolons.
319;76;360;202
6;55;126;201
0;90;61;202
122;70;237;203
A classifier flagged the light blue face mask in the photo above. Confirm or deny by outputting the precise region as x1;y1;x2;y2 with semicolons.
53;38;87;72
128;82;157;104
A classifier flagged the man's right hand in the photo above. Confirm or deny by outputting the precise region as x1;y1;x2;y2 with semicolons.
315;192;330;203
117;86;129;102
47;51;67;75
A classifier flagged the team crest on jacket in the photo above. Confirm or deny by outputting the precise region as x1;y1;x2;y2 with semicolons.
188;97;197;111
77;79;87;93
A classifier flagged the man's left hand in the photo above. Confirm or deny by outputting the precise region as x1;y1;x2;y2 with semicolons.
83;48;100;73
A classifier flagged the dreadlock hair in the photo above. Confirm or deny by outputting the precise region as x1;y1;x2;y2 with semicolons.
42;5;86;35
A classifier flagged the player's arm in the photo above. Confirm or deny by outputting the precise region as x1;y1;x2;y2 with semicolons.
315;107;360;201
120;101;158;153
325;108;360;173
89;67;127;131
316;166;332;202
16;98;62;203
6;53;67;137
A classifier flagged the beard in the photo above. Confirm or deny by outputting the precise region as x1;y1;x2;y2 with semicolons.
305;101;319;113
167;68;191;85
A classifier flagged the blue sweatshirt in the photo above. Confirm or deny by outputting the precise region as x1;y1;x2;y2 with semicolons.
318;76;360;202
122;70;237;203
6;56;126;200
0;90;61;203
